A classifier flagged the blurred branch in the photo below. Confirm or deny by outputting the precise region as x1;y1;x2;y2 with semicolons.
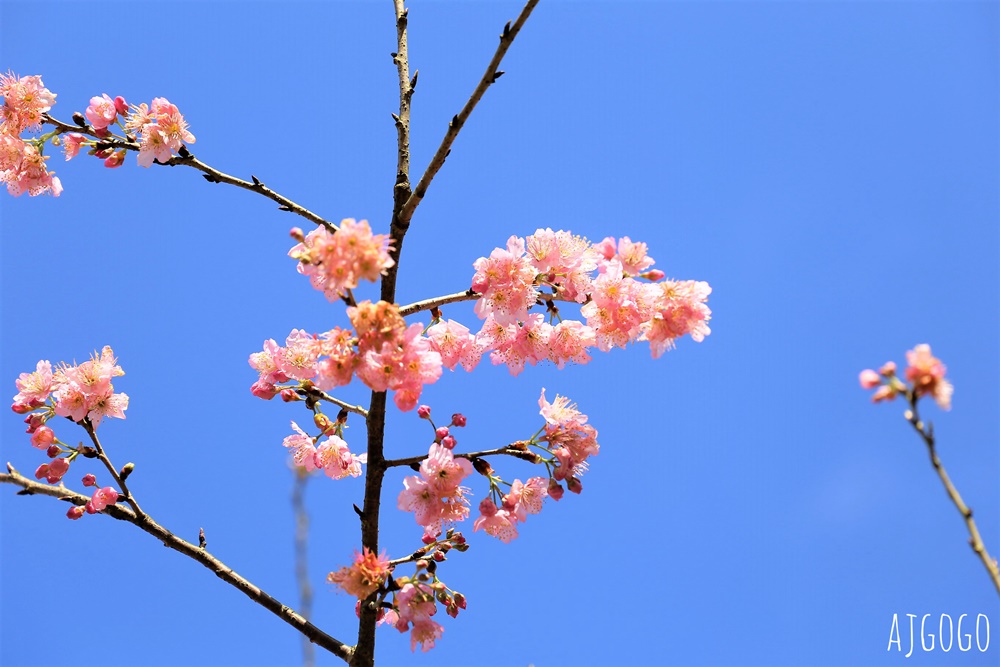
43;115;338;233
0;462;354;661
292;471;316;667
903;393;1000;596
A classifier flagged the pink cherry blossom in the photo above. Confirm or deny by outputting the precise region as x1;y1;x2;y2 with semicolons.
398;443;474;536
905;344;953;410
858;369;880;389
0;72;56;135
426;319;481;371
326;548;392;599
289;219;394;300
473;497;519;543
314;435;366;480
88;486;119;512
29;425;55;450
126;97;195;167
283;421;319;473
66;506;85;520
471;235;539;325
504;477;548;521
547;320;596;368
62;133;87;160
35;457;69;484
13;360;54;410
640;279;712;358
84;94;118;130
408;619;444;653
2;143;62;197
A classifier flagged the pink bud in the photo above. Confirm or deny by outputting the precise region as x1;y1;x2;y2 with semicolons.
644;269;666;281
66;506;85;520
280;388;299;402
446;603;459;618
859;369;881;389
453;592;467;609
421;532;438;545
85;501;98;514
567;476;583;494
435;426;449;440
11;402;31;414
872;385;897;403
103;150;125;168
34;463;49;480
417;405;431;419
450;413;466;428
290;227;305;242
46;445;60;458
879;361;897;376
24;413;45;433
250;379;278;400
547;478;564;501
89;486;119;512
113;96;129;115
94;127;110;139
478;497;498;517
82;474;97;487
441;435;456;449
432;551;445;562
46;457;70;483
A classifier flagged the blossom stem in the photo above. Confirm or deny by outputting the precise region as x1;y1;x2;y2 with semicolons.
0;463;354;661
905;392;1000;596
83;419;144;518
41;114;338;233
384;445;535;470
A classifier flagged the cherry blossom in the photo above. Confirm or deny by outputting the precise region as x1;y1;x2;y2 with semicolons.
289;219;394;300
327;548;392;598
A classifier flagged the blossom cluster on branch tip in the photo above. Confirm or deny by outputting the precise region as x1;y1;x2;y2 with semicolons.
0;72;61;196
1;71;195;195
283;421;366;479
472;230;712;373
859;343;953;410
289;219;394;300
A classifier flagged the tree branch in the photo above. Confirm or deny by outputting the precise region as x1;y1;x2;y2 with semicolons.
903;396;1000;596
384;444;538;470
42;115;338;233
398;289;479;317
1;463;355;662
398;0;540;228
292;471;316;667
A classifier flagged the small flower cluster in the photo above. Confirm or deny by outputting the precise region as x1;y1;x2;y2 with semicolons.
327;547;392;598
0;72;62;196
471;230;712;374
282;420;366;479
66;481;121;520
122;96;196;168
289;219;394;300
12;346;129;426
250;301;446;412
398;443;474;539
860;343;953;411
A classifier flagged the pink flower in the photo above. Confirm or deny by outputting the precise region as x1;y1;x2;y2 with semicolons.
398;443;474;536
127;97;195;167
314;435;366;480
62;133;87;160
547;320;596;368
504;477;548;521
13;360;54;409
283;422;319;473
326;548;392;599
35;457;69;484
29;425;55;450
471;235;539;325
314;327;356;390
82;474;97;487
472;497;519;543
2;143;62;197
525;228;597;302
66;506;85;520
487;314;551;376
0;72;56;135
580;262;654;352
640;279;712;358
408;619;444;653
85;94;119;130
289;220;394;300
905;344;953;410
426;319;481;371
88;486;119;512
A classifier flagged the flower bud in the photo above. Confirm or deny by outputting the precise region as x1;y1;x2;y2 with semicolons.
11;402;31;414
450;413;466;428
858;369;880;390
421;533;437;545
280;388;300;402
417;405;431;419
290;227;305;242
643;269;666;281
66;506;85;520
82;474;97;487
46;445;60;458
432;551;445;562
120;462;135;481
250;379;278;400
24;413;45;433
453;592;467;609
30;425;55;450
547;478;565;501
113;96;129;115
472;458;493;476
567;476;583;494
879;361;897;376
441;435;456;449
314;413;335;434
434;426;449;440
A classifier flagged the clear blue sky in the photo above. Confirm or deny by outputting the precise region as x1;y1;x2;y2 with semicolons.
2;1;997;666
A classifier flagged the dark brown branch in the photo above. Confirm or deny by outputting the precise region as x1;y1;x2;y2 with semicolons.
42;115;337;233
398;0;540;228
384;445;538;470
903;395;1000;596
1;463;354;662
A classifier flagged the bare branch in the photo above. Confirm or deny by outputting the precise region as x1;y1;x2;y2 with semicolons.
42;115;338;233
904;395;1000;596
398;289;479;317
399;0;540;228
1;463;355;661
384;444;539;470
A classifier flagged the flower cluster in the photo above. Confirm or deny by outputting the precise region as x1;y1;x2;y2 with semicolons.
327;548;392;598
470;229;712;374
250;301;446;412
289;219;394;300
12;346;129;427
123;97;195;167
282;421;366;479
398;443;474;539
0;72;62;196
860;344;953;411
472;476;548;543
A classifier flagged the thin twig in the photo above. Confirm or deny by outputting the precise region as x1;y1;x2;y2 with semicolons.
399;0;540;228
42;115;337;233
384;445;537;470
904;394;1000;596
1;463;354;661
303;387;369;419
398;289;479;317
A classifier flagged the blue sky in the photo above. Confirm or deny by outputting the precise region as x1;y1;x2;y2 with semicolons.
1;1;997;666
